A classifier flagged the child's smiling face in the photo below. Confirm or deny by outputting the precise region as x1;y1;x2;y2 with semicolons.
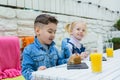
70;22;86;40
37;23;57;45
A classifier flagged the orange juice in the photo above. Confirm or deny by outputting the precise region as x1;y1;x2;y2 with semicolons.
106;48;113;57
90;53;102;73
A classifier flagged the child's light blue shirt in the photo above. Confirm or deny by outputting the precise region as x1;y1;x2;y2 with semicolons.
58;37;85;65
22;36;60;80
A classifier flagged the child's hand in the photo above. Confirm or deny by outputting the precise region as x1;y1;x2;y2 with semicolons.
38;66;46;70
80;52;88;60
68;53;81;64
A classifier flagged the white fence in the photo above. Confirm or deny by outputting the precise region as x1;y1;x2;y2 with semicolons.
0;0;118;21
0;0;119;49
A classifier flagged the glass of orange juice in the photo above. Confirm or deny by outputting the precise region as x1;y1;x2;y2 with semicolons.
106;42;114;57
90;53;102;73
106;48;113;57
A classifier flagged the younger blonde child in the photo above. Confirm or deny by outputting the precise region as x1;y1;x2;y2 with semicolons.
59;21;88;64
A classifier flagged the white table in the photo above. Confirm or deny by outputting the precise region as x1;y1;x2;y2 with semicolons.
32;49;120;80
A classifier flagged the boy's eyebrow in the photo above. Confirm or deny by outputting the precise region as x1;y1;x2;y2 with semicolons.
47;29;57;33
48;28;56;31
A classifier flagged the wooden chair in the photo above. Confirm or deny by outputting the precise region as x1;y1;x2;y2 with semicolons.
20;36;34;52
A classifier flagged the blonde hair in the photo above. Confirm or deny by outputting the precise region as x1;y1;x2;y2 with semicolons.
65;21;87;34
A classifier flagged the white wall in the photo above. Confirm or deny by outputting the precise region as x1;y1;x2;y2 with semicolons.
80;0;120;12
0;0;120;50
99;0;120;12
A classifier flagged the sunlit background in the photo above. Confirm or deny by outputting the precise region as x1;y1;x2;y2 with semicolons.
0;0;120;52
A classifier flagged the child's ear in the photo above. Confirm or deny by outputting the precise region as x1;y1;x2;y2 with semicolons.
35;27;41;35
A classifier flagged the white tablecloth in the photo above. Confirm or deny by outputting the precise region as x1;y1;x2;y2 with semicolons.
32;49;120;80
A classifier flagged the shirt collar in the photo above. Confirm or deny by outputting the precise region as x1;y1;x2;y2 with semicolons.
70;35;81;48
34;36;55;49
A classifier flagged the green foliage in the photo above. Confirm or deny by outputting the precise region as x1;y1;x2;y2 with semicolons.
114;19;120;30
107;38;120;50
112;38;120;43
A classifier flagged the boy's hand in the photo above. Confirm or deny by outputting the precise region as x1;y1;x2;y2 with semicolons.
38;66;46;70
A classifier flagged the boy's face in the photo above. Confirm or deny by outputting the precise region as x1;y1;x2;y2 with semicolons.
36;23;57;45
71;23;86;40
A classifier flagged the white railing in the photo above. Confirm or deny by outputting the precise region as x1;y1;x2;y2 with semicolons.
0;0;118;22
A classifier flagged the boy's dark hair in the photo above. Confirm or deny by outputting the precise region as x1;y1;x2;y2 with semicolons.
34;14;58;27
